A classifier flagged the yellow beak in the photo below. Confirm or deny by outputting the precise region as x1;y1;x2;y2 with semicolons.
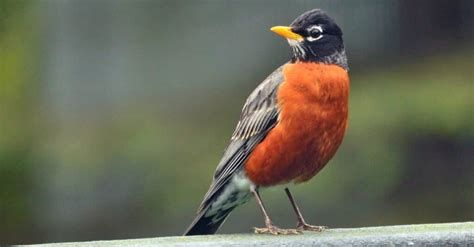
270;26;304;41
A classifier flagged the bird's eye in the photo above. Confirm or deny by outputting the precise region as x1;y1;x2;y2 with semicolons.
309;28;321;37
307;25;323;41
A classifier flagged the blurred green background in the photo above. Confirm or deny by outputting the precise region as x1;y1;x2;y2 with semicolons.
1;0;473;244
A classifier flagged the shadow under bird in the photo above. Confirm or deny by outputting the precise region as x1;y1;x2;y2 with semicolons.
185;9;349;235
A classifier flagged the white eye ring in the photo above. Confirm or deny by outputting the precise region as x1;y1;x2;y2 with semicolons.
306;25;323;41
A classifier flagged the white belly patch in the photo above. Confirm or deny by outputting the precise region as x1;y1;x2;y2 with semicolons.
205;171;255;223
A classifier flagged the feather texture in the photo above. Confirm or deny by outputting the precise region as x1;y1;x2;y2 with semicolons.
199;64;284;211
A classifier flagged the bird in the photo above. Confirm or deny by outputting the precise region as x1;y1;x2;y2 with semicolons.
184;9;349;236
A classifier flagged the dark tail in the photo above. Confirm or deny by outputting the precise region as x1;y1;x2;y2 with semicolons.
184;176;252;236
183;206;233;236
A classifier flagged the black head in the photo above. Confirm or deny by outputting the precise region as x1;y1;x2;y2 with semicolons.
271;9;348;70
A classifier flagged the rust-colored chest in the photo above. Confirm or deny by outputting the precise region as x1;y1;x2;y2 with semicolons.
244;62;350;186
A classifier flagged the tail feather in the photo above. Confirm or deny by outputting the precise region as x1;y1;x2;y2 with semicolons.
184;173;253;235
183;207;233;236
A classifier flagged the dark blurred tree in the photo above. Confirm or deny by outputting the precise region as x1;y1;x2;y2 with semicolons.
0;0;39;243
399;0;473;55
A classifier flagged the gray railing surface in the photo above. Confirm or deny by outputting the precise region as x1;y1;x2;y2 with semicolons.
26;222;473;246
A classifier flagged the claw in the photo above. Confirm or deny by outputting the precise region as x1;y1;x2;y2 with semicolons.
297;223;327;232
253;225;302;235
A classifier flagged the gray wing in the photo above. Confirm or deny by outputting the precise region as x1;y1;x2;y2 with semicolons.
197;64;285;212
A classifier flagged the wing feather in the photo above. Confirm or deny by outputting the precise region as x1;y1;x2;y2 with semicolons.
196;64;286;212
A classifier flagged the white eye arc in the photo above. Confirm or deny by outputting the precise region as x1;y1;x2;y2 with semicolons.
307;25;323;32
306;25;323;42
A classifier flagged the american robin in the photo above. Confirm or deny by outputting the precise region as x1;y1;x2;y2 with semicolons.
184;9;349;235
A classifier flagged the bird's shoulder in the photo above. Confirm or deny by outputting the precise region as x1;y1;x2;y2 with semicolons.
230;63;286;140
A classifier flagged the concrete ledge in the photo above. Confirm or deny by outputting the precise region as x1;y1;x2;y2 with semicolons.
27;222;473;246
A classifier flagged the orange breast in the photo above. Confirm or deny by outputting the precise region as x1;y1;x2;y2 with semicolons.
244;62;350;187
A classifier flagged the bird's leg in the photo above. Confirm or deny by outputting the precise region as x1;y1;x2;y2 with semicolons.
285;188;327;232
251;187;300;235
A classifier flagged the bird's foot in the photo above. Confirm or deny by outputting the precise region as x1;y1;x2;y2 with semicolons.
254;225;301;235
296;222;327;232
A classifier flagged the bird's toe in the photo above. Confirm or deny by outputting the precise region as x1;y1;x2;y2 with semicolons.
297;223;327;232
253;225;301;235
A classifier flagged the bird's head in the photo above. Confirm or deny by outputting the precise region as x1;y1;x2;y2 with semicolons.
271;9;348;70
